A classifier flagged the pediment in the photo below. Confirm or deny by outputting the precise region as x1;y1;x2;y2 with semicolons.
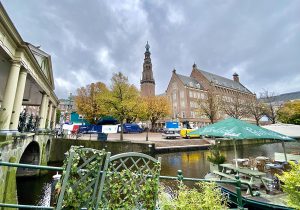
27;43;55;89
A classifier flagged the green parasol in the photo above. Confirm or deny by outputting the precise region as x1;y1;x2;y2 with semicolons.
188;118;294;166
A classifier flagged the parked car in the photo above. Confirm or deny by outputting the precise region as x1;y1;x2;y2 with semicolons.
157;128;164;133
162;130;181;139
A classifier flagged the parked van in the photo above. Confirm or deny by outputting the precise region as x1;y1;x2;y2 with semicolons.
165;121;180;130
180;129;200;139
118;123;143;133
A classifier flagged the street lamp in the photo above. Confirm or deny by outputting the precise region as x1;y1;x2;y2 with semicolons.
146;121;149;141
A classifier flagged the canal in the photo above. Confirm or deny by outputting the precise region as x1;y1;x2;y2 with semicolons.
17;141;300;206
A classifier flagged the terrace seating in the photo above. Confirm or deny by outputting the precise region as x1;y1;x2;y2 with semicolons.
247;157;256;170
255;156;272;172
256;161;266;172
232;158;250;168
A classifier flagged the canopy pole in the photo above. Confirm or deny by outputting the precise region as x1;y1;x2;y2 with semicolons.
281;141;288;162
233;140;238;168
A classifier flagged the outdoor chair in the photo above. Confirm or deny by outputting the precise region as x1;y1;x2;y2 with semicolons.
95;152;161;210
247;157;256;170
54;146;107;210
256;161;266;172
282;162;292;171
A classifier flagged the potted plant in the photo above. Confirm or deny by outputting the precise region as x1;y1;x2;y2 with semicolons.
207;144;226;172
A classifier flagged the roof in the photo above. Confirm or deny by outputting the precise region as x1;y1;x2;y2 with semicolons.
176;73;204;90
196;69;252;93
26;43;50;57
272;91;300;103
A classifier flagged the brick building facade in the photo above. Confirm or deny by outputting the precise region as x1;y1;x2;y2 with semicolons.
165;64;255;128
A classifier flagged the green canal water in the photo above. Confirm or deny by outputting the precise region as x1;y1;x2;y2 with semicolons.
16;141;300;207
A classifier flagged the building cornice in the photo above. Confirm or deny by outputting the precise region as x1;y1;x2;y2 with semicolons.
0;3;58;104
213;83;255;96
0;3;23;47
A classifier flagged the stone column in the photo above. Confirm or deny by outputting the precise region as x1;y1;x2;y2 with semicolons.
0;61;21;132
10;69;28;131
38;94;48;130
46;103;53;129
52;107;57;130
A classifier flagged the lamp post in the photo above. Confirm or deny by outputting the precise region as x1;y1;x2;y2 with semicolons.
79;115;84;125
66;92;73;124
146;121;149;141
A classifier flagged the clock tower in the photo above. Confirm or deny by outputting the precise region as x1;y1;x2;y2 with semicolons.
140;41;155;97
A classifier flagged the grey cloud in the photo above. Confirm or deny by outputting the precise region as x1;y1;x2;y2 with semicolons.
2;0;300;98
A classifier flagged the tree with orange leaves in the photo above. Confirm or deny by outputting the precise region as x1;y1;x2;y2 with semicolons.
75;82;108;124
142;96;171;130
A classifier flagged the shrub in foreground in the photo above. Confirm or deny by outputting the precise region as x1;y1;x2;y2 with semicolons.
159;182;228;210
277;162;300;209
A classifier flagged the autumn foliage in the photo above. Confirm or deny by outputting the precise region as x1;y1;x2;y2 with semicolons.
277;101;300;125
75;82;108;124
74;72;171;139
97;72;143;140
142;96;171;129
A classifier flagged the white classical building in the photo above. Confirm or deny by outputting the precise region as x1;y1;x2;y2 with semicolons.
0;3;59;134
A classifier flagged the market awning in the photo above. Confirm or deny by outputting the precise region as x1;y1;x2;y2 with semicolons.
188;118;293;141
188;118;295;164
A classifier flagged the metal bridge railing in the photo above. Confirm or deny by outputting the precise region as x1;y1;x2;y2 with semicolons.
0;161;248;209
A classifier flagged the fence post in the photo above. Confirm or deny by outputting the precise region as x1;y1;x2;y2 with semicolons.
177;170;183;182
235;175;243;209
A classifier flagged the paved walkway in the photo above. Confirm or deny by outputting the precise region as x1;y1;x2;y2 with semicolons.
78;132;211;150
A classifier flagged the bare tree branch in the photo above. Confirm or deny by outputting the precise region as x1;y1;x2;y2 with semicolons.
260;90;281;124
245;97;264;125
197;87;220;124
221;91;248;119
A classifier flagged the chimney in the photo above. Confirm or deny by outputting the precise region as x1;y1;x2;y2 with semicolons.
233;72;239;83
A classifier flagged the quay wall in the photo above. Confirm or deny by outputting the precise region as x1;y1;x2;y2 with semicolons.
49;138;155;162
216;139;276;147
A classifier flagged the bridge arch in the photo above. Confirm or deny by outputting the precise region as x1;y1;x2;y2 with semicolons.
45;139;51;162
17;141;40;177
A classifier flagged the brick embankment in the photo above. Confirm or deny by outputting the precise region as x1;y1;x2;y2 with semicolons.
153;139;211;153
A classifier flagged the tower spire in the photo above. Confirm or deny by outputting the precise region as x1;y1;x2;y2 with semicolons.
145;41;150;53
141;41;155;97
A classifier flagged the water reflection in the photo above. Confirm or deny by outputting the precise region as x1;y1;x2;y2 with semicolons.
157;141;300;179
17;174;53;206
17;141;300;205
37;182;51;206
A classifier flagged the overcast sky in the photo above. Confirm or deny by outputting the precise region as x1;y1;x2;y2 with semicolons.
2;0;300;99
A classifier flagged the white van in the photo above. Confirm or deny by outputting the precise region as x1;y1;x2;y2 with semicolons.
162;130;181;139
